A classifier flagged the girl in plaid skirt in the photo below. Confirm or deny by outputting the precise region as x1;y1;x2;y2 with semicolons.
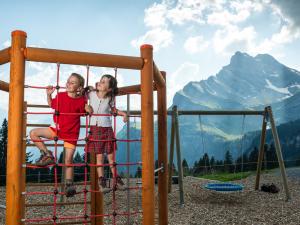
86;74;128;193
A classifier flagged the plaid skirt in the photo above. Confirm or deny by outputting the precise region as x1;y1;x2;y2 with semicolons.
86;126;116;154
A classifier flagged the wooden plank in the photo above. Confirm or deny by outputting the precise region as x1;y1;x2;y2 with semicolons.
25;47;143;70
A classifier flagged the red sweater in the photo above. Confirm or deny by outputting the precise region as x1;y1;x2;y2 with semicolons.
51;92;86;144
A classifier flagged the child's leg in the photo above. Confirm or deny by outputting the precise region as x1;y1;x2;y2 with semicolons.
96;154;105;178
107;153;126;189
29;128;54;154
107;153;117;177
64;147;75;181
64;146;77;197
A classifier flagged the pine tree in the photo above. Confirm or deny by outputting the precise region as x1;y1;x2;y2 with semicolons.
224;150;234;173
135;166;142;178
248;146;259;170
182;158;189;176
74;152;84;182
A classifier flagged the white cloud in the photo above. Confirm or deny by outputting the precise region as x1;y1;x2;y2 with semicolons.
144;2;168;28
131;28;173;52
168;62;200;106
207;9;250;27
271;0;300;32
251;25;295;54
2;40;10;48
184;36;209;54
213;25;257;55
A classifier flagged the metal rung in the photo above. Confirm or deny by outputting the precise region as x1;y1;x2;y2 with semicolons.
154;163;164;173
20;220;91;225
26;201;91;207
26;181;90;187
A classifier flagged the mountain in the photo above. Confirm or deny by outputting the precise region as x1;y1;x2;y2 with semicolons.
116;52;300;169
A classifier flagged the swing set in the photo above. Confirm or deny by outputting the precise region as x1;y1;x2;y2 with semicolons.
168;105;291;205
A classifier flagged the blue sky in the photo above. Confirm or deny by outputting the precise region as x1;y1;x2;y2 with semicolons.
1;0;300;124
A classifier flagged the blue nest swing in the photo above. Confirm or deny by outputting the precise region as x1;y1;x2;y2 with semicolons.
204;182;244;192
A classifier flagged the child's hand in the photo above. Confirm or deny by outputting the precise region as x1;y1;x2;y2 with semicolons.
123;114;128;123
85;104;93;115
84;86;94;93
46;86;55;95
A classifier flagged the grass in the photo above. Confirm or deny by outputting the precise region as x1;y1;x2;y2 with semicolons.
199;171;253;182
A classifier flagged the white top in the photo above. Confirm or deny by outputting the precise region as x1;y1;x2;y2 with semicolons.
88;91;113;127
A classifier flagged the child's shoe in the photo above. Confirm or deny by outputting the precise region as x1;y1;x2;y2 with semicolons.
115;175;127;191
65;180;76;197
98;177;111;194
35;151;55;166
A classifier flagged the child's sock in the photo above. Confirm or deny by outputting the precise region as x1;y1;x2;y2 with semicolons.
65;179;73;186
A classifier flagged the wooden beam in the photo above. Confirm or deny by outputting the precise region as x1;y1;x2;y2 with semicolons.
6;29;27;225
140;44;155;225
25;47;144;70
266;106;291;201
168;107;176;193
153;62;165;88
255;110;267;190
118;83;157;96
174;105;184;206
0;80;9;92
0;47;10;65
157;71;168;225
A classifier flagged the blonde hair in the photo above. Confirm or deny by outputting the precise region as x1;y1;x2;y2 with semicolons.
70;73;85;88
70;73;85;96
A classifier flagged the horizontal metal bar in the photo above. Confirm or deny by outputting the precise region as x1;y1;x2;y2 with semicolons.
22;220;91;225
176;110;265;116
154;167;164;174
25;201;90;207
26;104;265;116
26;181;90;187
26;123;89;128
26;143;86;147
25;47;144;70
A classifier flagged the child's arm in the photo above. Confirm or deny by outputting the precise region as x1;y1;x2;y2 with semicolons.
113;108;128;123
46;86;55;107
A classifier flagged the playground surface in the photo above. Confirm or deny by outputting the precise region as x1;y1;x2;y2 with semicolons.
1;168;300;224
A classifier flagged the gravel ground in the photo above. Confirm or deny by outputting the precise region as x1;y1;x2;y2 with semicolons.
1;168;300;225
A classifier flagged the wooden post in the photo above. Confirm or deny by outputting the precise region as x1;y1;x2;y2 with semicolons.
266;106;291;200
140;44;155;225
255;108;267;190
126;94;131;225
168;106;176;193
90;152;103;225
6;30;27;225
21;102;27;224
157;71;168;225
174;106;184;206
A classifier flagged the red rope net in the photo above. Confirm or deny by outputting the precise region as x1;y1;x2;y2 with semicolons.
22;64;143;224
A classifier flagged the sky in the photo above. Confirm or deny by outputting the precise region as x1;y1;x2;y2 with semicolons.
1;0;300;127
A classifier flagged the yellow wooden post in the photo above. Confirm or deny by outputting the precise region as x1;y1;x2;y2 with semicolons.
157;71;168;225
140;44;155;225
6;30;27;225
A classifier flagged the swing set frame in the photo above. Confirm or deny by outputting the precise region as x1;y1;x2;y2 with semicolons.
168;105;291;205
